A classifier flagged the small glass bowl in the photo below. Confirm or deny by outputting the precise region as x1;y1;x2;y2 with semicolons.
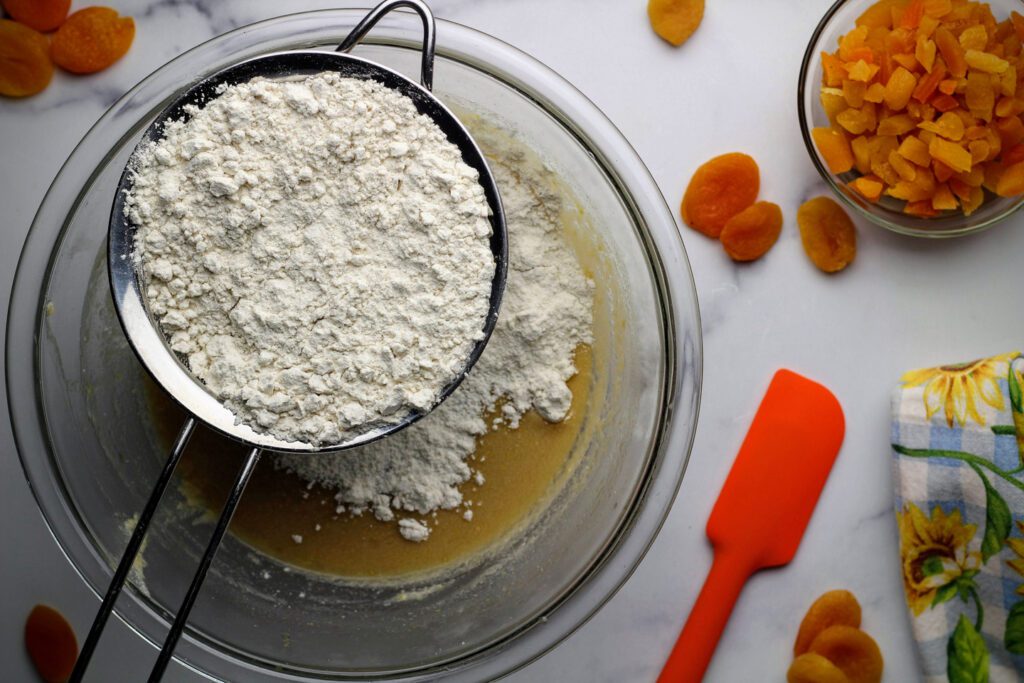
798;0;1024;238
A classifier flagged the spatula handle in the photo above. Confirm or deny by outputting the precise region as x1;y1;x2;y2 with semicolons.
657;548;753;683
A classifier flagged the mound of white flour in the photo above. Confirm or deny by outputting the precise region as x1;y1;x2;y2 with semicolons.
126;73;494;446
277;126;594;541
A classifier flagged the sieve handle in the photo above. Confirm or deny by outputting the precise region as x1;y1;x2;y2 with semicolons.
70;417;197;683
148;446;262;681
336;0;437;90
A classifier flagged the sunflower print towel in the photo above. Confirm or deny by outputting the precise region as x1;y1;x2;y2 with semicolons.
893;352;1024;683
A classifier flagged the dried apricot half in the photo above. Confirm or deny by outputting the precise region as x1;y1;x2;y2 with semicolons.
648;0;704;47
787;653;851;683
681;152;760;238
797;197;857;273
794;589;862;655
808;625;883;683
0;19;53;97
1;0;70;32
25;604;78;683
720;201;783;262
51;7;134;75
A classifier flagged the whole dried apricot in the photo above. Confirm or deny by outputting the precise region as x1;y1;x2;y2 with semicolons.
51;7;134;75
719;201;783;262
797;197;857;273
681;152;760;238
808;625;883;683
0;19;53;97
1;0;70;32
648;0;704;47
787;653;851;683
25;604;78;683
794;589;862;655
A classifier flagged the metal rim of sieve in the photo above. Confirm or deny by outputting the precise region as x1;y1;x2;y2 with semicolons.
108;0;507;455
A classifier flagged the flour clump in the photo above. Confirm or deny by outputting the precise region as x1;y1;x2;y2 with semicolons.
125;73;495;446
277;126;595;541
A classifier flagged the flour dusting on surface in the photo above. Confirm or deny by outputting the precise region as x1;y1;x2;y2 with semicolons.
277;126;594;542
125;73;494;446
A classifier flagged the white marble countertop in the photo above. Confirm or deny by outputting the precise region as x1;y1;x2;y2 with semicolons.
2;0;1021;680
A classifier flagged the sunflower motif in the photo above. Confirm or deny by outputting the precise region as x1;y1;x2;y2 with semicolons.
898;503;982;615
901;353;1015;427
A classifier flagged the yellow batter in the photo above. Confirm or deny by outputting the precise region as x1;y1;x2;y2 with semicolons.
146;344;593;579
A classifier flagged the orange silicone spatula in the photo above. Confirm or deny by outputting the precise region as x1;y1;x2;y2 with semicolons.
657;369;845;683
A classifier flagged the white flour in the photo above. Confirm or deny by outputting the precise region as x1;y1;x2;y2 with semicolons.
126;73;494;446
277;127;594;541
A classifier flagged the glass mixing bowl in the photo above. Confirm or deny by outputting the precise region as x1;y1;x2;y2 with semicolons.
7;9;701;682
798;0;1024;238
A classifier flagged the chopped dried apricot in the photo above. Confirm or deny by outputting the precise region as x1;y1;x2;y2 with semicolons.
794;589;863;655
924;0;952;20
848;59;880;82
1;0;70;32
904;198;939;215
1004;142;1024;164
851;135;873;173
817;0;1024;218
915;35;937;72
996;160;1024;195
647;0;704;47
1013;11;1024;40
932;182;958;209
808;626;884;683
851;175;884;201
898;135;931;165
884;67;918;109
681;153;760;238
965;49;1010;73
936;27;968;77
838;106;874;134
932;93;959;111
857;1;896;29
798;197;856;273
812;127;856;174
929;136;973;172
996;115;1024;147
889;149;918;179
959;24;989;51
719;201;783;262
877;113;916;136
919;111;965;140
0;19;53;97
50;7;135;75
965;70;995;120
900;0;926;29
788;653;851;683
864;82;887;102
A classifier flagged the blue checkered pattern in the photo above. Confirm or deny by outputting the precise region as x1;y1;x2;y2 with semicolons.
893;354;1024;683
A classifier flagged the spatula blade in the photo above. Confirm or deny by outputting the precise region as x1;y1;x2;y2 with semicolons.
706;368;845;568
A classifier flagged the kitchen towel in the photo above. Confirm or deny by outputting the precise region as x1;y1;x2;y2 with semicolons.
893;351;1024;683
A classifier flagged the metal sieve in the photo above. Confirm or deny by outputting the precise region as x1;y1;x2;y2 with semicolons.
71;2;507;680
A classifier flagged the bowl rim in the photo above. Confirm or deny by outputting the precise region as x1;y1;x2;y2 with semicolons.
796;0;1024;239
5;8;703;682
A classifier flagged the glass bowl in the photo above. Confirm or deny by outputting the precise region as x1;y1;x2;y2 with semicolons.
6;9;701;682
798;0;1024;238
